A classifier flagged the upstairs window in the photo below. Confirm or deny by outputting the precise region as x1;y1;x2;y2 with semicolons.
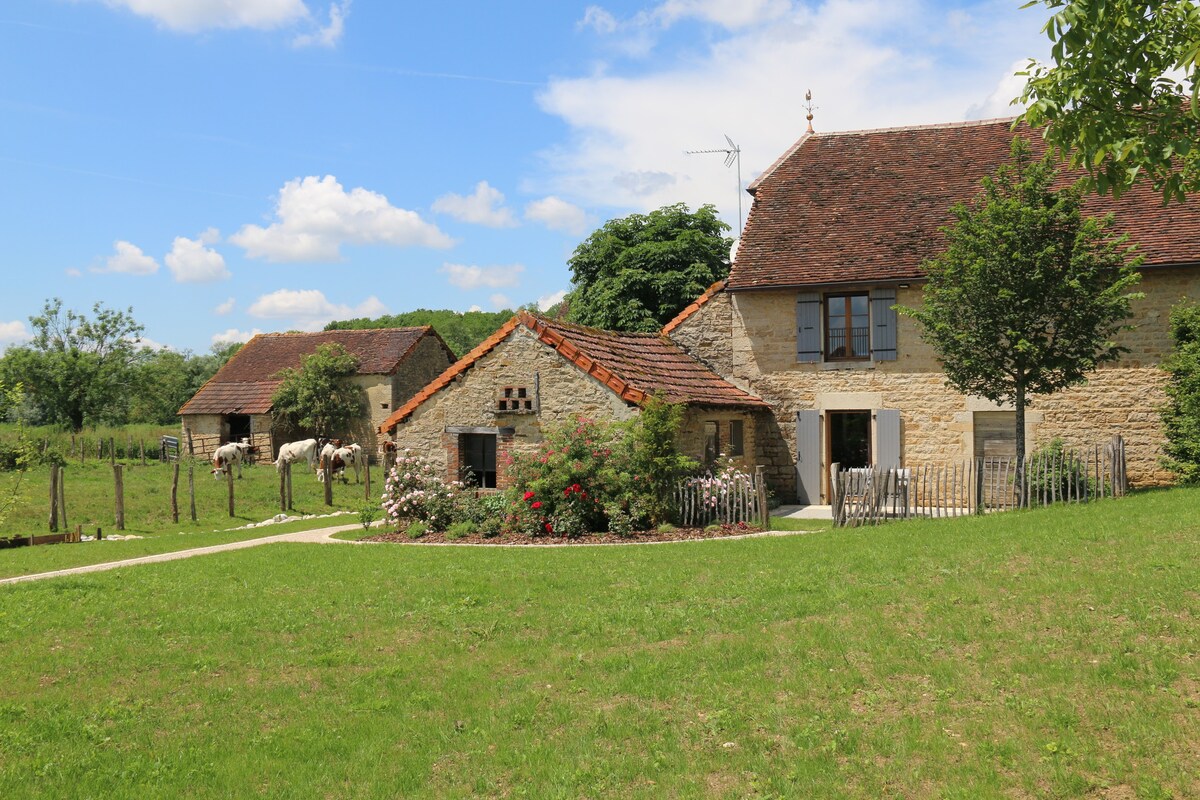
825;293;870;361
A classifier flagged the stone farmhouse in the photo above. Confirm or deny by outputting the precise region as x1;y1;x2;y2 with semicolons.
666;117;1200;504
378;312;768;488
180;328;455;458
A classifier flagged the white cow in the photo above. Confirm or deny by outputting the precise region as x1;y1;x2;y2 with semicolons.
211;442;252;479
274;438;318;473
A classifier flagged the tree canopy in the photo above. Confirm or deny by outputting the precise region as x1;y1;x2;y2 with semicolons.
326;309;513;359
900;139;1143;488
270;343;365;437
0;299;147;431
565;203;732;332
1019;0;1200;202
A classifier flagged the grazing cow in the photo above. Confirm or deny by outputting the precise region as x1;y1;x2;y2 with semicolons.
211;441;253;479
332;443;362;483
274;438;318;473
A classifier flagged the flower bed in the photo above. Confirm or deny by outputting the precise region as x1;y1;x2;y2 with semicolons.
361;521;762;546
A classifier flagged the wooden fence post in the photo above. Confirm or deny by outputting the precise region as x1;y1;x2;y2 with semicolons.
323;460;333;506
114;465;125;531
58;466;67;530
279;462;288;513
48;463;59;532
109;437;116;467
975;457;985;515
755;465;769;529
364;458;372;502
227;467;235;518
170;461;180;523
140;439;147;466
188;461;197;522
286;461;294;510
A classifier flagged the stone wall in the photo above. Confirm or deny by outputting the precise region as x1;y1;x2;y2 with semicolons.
668;267;1199;500
390;327;637;481
678;407;760;472
181;413;274;457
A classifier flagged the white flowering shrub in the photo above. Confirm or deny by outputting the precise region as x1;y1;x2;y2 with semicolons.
382;452;463;532
688;458;754;514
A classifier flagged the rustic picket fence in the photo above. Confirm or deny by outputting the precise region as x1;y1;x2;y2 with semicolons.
673;465;770;528
831;435;1128;527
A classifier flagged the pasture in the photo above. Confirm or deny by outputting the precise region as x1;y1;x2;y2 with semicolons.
1;487;1197;798
0;425;376;578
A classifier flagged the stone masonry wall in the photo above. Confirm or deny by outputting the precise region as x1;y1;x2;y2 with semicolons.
390;327;637;481
668;267;1199;500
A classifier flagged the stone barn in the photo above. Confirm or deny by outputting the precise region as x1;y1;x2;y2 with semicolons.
180;328;456;459
379;312;769;488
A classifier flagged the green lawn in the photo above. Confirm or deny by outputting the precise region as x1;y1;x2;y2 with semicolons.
1;489;1197;798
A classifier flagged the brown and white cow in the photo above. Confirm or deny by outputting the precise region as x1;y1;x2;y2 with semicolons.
211;441;253;479
331;443;362;483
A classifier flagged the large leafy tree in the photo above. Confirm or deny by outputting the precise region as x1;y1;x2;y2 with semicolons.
1;299;146;431
900;139;1142;499
270;343;365;437
1161;302;1200;482
566;203;732;332
1020;0;1200;202
128;342;242;425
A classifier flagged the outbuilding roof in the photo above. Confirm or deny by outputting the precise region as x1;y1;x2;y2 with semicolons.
730;116;1200;291
380;312;766;433
179;328;452;416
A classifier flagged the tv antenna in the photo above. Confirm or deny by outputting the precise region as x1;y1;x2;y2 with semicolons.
685;134;743;234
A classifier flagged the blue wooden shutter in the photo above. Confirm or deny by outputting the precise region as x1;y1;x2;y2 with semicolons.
796;410;821;504
796;293;821;363
870;288;897;361
874;409;901;468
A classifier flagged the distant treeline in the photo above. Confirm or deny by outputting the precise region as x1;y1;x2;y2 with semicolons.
325;308;518;358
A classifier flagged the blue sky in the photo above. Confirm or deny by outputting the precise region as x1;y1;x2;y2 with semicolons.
0;0;1050;353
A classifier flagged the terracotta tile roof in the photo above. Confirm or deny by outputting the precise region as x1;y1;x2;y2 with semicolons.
180;328;448;416
661;279;727;335
730;116;1200;291
380;313;765;433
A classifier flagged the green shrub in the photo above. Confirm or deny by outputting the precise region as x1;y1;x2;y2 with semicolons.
382;451;462;532
1026;438;1096;503
405;521;428;539
1162;302;1200;483
501;395;697;537
357;503;380;531
656;523;676;533
445;521;474;540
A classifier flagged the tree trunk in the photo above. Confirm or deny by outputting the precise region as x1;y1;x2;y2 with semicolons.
1015;383;1027;508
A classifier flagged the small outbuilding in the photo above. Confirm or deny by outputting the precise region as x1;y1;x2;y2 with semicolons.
180;328;456;459
379;312;769;488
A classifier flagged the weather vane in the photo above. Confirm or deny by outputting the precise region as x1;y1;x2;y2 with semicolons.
685;134;743;234
803;89;817;134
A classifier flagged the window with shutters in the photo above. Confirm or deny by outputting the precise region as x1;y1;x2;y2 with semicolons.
796;288;898;363
825;293;870;360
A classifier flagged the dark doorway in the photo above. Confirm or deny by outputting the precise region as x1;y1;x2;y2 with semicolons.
461;433;497;489
223;414;251;443
828;411;871;468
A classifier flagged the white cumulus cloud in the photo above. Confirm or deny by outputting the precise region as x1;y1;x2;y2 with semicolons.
94;240;159;275
211;328;264;346
231;175;454;262
439;263;524;290
432;181;518;228
537;290;568;311
166;228;230;283
247;289;388;330
214;297;236;316
293;0;349;47
525;196;589;235
0;321;31;348
489;294;512;310
966;60;1029;119
96;0;310;32
537;0;1047;216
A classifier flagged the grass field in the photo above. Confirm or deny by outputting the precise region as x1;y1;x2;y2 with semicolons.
0;456;376;578
1;488;1197;798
